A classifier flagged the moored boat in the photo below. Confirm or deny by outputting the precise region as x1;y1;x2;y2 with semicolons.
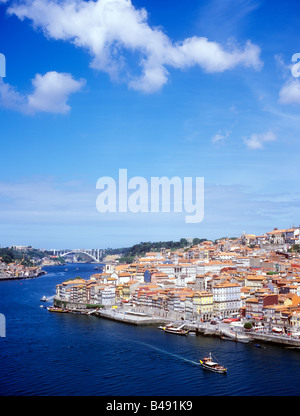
158;323;174;330
47;306;68;313
200;352;227;373
164;328;188;335
163;325;188;336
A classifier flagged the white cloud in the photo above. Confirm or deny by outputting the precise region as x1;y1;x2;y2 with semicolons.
28;71;85;114
211;129;231;144
0;71;85;114
279;78;300;105
8;0;263;93
243;131;277;150
0;78;26;111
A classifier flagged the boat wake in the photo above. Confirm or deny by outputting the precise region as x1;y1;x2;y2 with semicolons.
129;339;200;367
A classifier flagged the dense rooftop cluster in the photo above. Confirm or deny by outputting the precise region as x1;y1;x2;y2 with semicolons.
54;227;300;327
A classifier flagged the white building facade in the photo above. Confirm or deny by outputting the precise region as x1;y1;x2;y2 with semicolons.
212;283;241;317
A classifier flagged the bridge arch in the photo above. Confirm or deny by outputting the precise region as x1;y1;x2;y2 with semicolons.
60;250;99;263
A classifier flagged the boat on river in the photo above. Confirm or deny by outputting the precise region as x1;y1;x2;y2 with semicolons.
162;323;188;336
200;352;227;374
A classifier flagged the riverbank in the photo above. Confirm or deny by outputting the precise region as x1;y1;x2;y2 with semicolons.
50;300;300;348
4;262;300;396
0;269;46;281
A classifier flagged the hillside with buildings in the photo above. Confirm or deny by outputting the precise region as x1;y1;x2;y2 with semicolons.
52;226;300;330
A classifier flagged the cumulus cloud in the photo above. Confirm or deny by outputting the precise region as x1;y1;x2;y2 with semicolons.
0;71;85;114
243;131;277;150
0;78;27;111
27;71;86;114
279;79;300;105
7;0;263;93
211;129;231;144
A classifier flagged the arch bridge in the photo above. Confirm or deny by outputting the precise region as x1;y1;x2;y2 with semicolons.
55;249;102;263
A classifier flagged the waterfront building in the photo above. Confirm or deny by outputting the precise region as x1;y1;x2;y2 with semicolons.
70;283;87;304
212;282;241;317
245;293;278;320
263;304;278;324
245;298;259;318
56;278;86;301
291;309;300;329
262;304;290;326
173;293;185;316
98;285;116;306
153;293;169;315
184;293;194;320
131;283;161;307
122;280;139;301
193;291;214;321
163;288;194;318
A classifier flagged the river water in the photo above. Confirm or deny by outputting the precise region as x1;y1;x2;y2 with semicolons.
0;263;300;397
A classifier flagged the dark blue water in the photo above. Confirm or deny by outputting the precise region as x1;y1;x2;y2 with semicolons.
1;263;300;396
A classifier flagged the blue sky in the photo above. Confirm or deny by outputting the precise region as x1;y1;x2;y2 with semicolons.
0;0;300;249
